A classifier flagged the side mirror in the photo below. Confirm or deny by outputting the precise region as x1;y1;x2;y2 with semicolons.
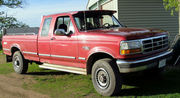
54;29;66;36
67;31;73;36
2;28;6;35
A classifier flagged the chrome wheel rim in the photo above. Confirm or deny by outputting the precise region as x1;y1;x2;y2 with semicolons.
14;56;20;70
95;68;110;89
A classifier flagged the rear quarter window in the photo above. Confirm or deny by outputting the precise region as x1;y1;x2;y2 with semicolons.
41;18;52;37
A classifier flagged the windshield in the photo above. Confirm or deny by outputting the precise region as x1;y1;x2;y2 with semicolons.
73;12;122;31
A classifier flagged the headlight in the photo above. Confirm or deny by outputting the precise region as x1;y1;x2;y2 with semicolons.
120;40;142;55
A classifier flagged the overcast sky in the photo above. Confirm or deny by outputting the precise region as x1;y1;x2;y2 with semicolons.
3;0;88;27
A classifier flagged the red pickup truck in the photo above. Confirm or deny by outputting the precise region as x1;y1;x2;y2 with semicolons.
2;10;172;96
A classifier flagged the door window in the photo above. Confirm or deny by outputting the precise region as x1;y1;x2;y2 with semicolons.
55;16;75;33
55;16;70;32
68;21;75;33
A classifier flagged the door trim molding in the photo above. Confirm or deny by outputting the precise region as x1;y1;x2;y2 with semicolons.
23;51;37;55
51;55;76;59
39;54;51;57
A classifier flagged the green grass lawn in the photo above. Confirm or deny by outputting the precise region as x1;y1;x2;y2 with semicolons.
24;66;180;98
0;62;13;74
0;54;180;98
0;50;2;54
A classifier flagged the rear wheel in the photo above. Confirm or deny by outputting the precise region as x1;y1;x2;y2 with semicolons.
13;51;28;74
92;58;122;96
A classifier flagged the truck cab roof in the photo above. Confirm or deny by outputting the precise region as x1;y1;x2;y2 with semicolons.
44;10;116;17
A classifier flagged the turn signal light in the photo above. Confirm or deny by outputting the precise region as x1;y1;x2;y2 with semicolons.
121;49;141;55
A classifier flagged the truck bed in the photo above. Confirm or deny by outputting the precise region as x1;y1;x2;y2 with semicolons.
2;27;39;62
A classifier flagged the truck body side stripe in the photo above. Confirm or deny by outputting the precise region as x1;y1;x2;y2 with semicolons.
21;51;84;60
3;48;10;51
39;54;51;57
51;55;76;59
23;51;37;55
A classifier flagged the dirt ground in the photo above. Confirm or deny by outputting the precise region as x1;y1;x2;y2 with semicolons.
0;54;49;98
0;73;49;98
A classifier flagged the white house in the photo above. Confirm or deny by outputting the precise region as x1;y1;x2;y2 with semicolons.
87;0;179;42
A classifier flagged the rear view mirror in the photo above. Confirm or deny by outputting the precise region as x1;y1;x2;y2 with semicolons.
54;29;66;36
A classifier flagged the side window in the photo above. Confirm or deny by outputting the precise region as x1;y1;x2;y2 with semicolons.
41;18;52;37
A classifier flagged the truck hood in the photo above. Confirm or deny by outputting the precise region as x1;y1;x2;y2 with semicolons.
86;27;168;40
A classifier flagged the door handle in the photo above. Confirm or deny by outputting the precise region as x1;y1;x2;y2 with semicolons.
51;37;56;40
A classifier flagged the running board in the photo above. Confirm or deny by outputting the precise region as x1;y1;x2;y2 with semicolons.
39;63;87;75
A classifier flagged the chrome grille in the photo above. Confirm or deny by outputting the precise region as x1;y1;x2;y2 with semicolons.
142;35;169;53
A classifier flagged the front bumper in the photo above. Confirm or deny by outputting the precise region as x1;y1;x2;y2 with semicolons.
116;50;173;73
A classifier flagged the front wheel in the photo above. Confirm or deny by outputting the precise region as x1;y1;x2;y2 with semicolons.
13;51;28;74
91;58;122;96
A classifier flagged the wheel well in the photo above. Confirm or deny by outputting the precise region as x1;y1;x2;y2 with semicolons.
86;52;114;74
6;47;20;62
11;47;20;56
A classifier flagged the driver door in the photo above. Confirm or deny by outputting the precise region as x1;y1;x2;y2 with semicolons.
50;16;78;67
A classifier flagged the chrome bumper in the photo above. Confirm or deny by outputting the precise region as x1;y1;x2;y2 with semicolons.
116;50;173;73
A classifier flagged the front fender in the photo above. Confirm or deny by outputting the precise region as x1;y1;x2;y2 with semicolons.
87;47;116;59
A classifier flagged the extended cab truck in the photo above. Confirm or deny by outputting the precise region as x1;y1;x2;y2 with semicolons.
2;10;172;96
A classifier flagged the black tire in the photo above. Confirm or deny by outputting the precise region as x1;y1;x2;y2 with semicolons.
12;51;28;74
91;58;122;96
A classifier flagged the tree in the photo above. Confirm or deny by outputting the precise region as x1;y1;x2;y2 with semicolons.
0;14;28;30
0;0;23;8
163;0;179;15
0;0;28;49
0;0;28;30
